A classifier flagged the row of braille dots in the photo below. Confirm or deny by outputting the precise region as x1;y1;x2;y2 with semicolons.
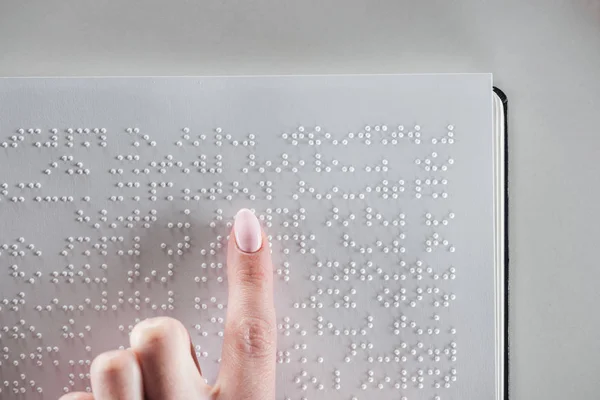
83;209;157;229
298;287;357;310
2;127;105;148
62;362;94;394
277;344;311;365
359;370;452;392
0;182;34;202
394;317;457;337
281;126;324;146
340;234;406;258
31;195;89;203
8;268;43;285
64;370;92;393
31;295;110;311
327;207;403;230
193;154;221;174
316;314;372;339
378;287;437;310
275;231;315;254
341;234;406;256
0;376;44;395
379;124;423;145
432;125;456;145
0;319;40;341
343;340;460;368
180;127;206;147
359;368;457;392
127;262;174;285
391;339;459;364
297;180;407;203
311;154;358;174
305;260;401;283
158;127;256;148
160;234;193;257
281;125;423;146
247;153;396;175
378;286;456;309
277;316;307;338
46;263;108;285
315;156;391;174
0;292;27;313
8;269;43;285
125;127;157;147
113;290;177;312
198;181;260;202
59;235;141;258
246;153;386;175
179;232;225;256
149;181;185;202
425;212;455;227
5;127;108;148
414;178;449;199
210;127;256;148
33;293;115;313
424;233;455;253
293;368;324;391
245;154;299;175
406;260;457;281
0;182;42;202
286;371;345;397
2;345;56;368
152;155;209;174
0;237;42;257
65;128;109;147
392;314;447;336
415;152;454;172
59;325;94;349
42;155;90;176
297;181;370;202
344;219;406;244
193;294;226;312
292;285;343;309
346;339;458;366
362;179;407;201
256;208;308;230
206;182;264;203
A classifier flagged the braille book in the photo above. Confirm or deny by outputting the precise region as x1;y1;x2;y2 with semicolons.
0;75;507;399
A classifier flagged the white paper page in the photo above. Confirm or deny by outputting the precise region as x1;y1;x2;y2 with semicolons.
0;75;495;399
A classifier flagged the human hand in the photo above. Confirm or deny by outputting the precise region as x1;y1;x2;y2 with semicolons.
60;208;276;400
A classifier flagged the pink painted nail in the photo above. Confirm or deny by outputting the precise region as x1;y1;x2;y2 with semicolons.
234;208;262;253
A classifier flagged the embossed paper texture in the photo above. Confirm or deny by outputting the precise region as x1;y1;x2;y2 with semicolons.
0;75;495;399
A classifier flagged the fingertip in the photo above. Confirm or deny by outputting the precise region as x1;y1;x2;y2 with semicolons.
90;349;141;400
59;393;94;400
128;317;209;399
233;208;263;253
130;317;188;352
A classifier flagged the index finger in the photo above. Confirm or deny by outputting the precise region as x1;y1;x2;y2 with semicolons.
216;209;276;399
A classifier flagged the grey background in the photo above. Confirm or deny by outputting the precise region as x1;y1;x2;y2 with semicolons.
0;1;598;399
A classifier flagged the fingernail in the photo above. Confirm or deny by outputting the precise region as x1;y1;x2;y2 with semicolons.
234;208;262;253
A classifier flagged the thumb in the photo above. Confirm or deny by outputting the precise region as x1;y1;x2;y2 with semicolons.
216;209;276;400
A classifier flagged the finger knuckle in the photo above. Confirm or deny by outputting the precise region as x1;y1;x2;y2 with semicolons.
131;316;186;350
91;350;134;379
233;316;276;359
235;259;268;289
